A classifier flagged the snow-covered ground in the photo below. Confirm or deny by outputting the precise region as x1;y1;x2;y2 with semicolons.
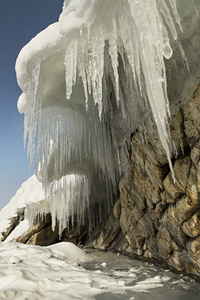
0;242;199;300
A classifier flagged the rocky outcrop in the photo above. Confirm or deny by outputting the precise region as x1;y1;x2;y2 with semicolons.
93;84;200;276
1;211;88;247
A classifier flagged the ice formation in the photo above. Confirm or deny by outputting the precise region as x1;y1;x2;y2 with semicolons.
16;0;184;234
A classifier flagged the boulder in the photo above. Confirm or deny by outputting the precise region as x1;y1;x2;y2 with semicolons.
26;225;59;246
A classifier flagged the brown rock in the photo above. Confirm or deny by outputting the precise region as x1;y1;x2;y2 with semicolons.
170;110;188;157
93;213;120;249
129;225;145;250
176;194;200;225
26;225;59;246
131;144;145;176
16;220;50;243
190;139;200;165
119;177;132;205
110;230;130;252
123;232;138;250
146;237;158;259
138;122;169;166
186;235;200;268
166;205;188;248
113;198;121;219
157;227;174;260
168;250;192;273
184;120;199;147
145;180;161;205
154;202;167;219
160;190;167;205
131;169;146;198
196;161;200;193
182;210;200;237
173;155;191;191
144;157;166;189
183;95;200;147
120;206;130;235
129;183;146;216
148;208;160;230
137;212;156;238
163;173;183;202
120;202;145;250
186;164;199;202
129;205;144;222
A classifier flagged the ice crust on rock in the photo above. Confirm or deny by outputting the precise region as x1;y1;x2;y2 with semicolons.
15;0;185;234
0;175;45;240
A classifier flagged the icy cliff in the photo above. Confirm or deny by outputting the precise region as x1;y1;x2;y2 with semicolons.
15;0;198;234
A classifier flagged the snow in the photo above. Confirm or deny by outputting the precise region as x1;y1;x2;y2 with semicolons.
14;0;191;232
47;242;90;263
0;175;44;238
15;22;63;91
0;242;199;300
4;220;29;243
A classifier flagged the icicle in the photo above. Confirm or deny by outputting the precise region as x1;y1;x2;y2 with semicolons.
172;140;178;158
24;59;41;170
64;40;77;99
168;0;183;32
176;39;190;72
107;7;120;106
158;0;178;40
174;121;184;156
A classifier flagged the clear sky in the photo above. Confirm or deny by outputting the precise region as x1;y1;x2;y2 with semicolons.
0;0;63;210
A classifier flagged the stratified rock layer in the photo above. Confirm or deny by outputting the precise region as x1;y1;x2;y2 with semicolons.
93;84;200;276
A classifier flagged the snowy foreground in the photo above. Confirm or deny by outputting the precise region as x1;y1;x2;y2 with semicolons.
0;242;200;300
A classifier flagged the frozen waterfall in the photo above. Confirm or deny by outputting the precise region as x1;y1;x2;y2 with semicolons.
16;0;186;234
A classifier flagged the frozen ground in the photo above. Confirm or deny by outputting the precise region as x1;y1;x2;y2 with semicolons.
0;242;199;300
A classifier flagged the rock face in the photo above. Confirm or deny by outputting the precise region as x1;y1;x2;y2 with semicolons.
93;84;200;276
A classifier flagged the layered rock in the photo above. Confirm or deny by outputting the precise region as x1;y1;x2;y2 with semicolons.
93;84;200;276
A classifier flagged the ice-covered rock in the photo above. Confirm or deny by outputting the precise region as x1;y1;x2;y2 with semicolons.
14;0;199;234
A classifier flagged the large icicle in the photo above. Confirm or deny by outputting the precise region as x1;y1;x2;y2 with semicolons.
59;0;183;178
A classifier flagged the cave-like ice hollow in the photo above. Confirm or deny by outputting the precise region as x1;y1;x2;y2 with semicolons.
16;0;187;234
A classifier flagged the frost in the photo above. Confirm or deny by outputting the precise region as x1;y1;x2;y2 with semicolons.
15;0;186;234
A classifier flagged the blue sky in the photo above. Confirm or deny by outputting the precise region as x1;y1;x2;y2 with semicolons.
0;0;63;210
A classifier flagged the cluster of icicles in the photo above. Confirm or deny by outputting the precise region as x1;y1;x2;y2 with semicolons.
17;0;184;234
